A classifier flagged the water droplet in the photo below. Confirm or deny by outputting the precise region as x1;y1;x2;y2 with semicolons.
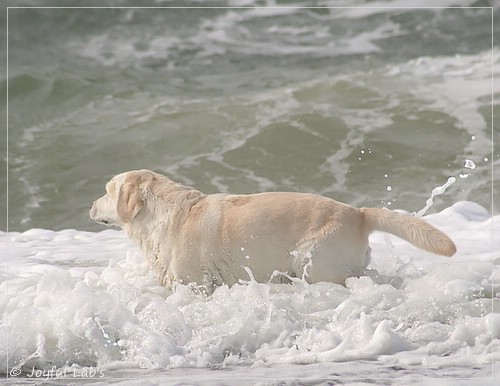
386;186;392;191
484;157;489;162
471;135;476;140
464;159;476;169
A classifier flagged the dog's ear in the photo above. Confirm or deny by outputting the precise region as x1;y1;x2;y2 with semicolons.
117;182;144;223
116;173;154;223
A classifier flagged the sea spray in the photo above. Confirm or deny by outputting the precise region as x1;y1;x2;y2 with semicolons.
415;177;456;217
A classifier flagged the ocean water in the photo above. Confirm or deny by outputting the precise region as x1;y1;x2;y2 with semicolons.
2;0;499;384
1;203;499;384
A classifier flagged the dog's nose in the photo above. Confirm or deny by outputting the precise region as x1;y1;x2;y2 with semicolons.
89;203;96;221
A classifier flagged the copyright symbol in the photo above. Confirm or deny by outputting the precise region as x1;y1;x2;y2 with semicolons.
9;367;21;377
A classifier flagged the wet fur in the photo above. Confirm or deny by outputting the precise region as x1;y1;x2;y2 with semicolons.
90;170;456;292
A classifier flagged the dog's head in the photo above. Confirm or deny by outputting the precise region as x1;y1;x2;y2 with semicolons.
90;170;156;227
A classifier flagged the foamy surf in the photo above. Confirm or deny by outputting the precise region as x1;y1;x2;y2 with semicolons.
1;201;498;384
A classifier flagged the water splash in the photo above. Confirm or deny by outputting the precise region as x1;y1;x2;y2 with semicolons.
415;177;456;217
464;159;476;170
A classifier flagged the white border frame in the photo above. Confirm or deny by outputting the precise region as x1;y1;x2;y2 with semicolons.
4;3;496;383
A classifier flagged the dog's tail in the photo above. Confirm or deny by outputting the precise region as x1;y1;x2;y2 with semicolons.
360;207;456;257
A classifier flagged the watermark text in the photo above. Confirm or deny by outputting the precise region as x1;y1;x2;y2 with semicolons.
10;365;105;380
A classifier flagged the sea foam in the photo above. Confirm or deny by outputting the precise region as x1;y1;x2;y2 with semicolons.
1;201;498;381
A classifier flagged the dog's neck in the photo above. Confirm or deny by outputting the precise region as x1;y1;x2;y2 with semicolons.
121;189;206;286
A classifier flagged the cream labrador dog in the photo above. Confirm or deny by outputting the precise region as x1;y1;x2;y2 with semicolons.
90;169;455;292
